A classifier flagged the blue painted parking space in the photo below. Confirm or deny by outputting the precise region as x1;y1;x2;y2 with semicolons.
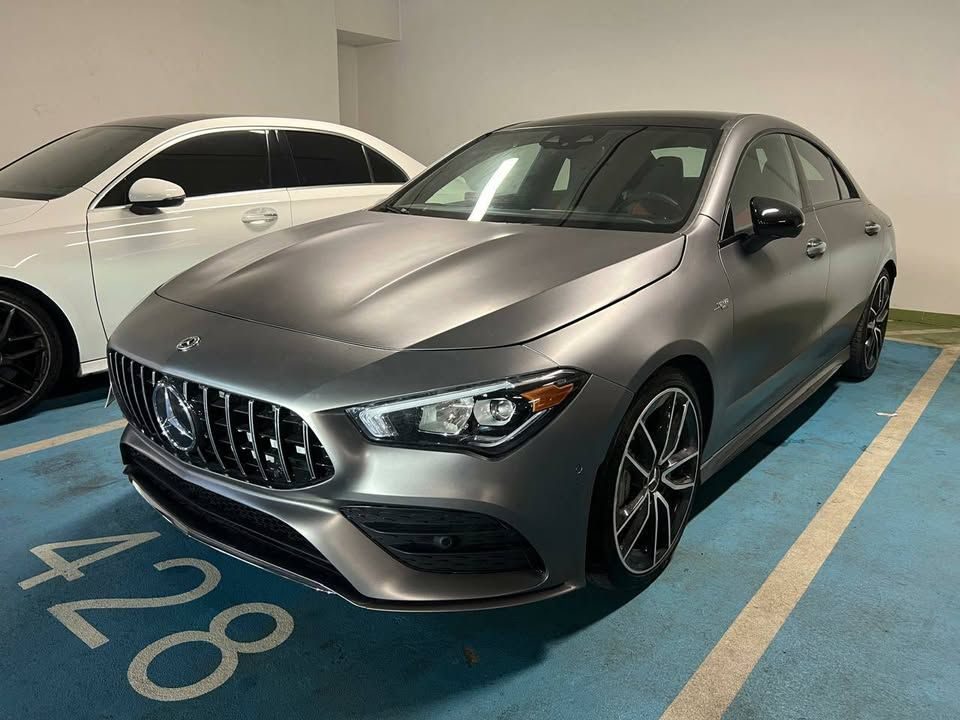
0;341;944;719
727;352;960;720
0;380;121;453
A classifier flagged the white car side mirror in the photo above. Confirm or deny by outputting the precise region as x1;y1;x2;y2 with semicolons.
128;177;186;214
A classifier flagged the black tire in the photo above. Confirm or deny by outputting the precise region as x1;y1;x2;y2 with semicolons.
0;289;63;423
588;368;703;591
843;269;892;381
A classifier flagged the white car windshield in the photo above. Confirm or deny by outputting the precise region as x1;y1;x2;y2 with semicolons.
0;125;160;200
382;125;719;233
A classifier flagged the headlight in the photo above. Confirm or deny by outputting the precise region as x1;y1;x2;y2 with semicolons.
346;369;587;455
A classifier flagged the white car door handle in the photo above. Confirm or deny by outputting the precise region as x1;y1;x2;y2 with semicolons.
241;208;279;226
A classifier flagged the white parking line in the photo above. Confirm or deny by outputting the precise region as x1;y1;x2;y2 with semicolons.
0;419;127;462
660;345;960;720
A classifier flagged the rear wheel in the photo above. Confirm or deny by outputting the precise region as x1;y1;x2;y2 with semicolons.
843;270;891;381
589;369;702;590
0;290;62;423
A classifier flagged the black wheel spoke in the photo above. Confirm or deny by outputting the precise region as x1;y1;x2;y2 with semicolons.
5;347;43;361
0;374;32;394
0;299;51;416
0;307;14;342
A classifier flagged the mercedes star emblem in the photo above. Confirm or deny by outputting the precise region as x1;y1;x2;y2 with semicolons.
151;379;198;452
176;336;201;352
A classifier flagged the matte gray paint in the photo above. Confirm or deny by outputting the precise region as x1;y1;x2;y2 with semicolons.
111;112;896;609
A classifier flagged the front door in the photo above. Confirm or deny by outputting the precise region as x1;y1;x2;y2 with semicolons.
88;129;292;335
718;132;830;437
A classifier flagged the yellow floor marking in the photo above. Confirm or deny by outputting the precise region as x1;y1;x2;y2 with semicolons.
661;345;960;720
0;419;127;462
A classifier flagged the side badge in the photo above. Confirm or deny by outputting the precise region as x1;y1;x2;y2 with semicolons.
714;298;731;311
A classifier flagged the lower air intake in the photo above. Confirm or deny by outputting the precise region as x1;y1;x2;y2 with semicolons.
341;504;544;575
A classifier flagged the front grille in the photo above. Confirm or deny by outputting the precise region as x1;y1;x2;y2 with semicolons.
109;350;333;489
124;448;345;591
341;505;545;575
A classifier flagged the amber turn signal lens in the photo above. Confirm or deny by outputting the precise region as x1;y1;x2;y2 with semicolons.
521;382;575;413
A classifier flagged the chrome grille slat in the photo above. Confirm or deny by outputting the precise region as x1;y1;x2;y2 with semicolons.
182;380;208;465
109;350;333;489
109;353;128;417
223;393;244;473
273;406;293;485
248;399;268;483
202;386;227;472
302;422;315;482
125;356;150;432
112;353;130;419
141;367;162;440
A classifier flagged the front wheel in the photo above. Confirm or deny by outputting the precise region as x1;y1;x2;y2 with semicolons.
589;369;702;591
843;270;891;381
0;290;62;423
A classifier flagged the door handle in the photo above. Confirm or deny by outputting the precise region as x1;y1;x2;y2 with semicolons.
864;221;881;236
241;208;279;226
805;238;827;258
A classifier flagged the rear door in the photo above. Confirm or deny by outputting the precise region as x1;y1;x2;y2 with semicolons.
88;129;292;335
280;130;408;225
718;132;831;437
789;136;882;352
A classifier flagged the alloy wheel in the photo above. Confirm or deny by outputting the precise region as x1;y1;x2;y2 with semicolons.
864;275;890;371
0;300;51;417
612;387;700;574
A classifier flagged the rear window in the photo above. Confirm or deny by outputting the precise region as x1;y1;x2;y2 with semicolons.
0;126;159;200
367;147;408;183
286;131;370;186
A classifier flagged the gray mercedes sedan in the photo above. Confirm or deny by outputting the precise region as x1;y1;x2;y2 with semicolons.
109;112;895;610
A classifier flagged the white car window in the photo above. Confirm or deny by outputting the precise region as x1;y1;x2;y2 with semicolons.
99;130;270;207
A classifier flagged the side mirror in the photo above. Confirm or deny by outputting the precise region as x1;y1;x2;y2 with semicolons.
741;196;804;252
128;178;185;215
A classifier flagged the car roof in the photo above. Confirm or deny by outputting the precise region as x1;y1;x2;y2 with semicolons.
503;111;742;130
100;114;233;130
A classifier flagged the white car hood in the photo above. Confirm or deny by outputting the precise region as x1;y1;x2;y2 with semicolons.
0;197;46;226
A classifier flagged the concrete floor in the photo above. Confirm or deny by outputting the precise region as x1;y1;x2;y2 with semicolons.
0;336;957;719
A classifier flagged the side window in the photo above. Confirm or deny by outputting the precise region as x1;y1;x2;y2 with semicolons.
728;133;802;236
367;148;408;184
792;137;841;205
99;130;269;207
833;163;856;200
285;131;370;186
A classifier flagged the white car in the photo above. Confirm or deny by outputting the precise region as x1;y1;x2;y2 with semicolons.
0;115;423;421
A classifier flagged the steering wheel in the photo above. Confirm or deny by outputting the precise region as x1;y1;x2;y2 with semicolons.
616;190;683;220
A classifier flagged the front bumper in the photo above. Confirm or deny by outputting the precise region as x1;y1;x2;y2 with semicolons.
111;295;631;610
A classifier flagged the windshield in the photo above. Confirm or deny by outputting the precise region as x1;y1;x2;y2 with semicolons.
381;125;719;232
0;125;160;200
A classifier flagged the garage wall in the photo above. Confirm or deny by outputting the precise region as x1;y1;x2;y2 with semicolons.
354;0;960;314
338;44;360;127
0;0;340;164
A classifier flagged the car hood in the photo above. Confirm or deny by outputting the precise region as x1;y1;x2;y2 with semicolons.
158;211;685;350
0;196;46;226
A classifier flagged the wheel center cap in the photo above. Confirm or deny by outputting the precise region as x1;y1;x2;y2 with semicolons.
648;466;662;493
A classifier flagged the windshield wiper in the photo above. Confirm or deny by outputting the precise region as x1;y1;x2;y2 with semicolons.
379;205;409;214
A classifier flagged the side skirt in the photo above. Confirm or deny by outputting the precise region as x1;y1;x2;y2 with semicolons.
701;347;850;482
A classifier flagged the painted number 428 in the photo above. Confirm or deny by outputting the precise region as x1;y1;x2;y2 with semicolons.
18;532;294;702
